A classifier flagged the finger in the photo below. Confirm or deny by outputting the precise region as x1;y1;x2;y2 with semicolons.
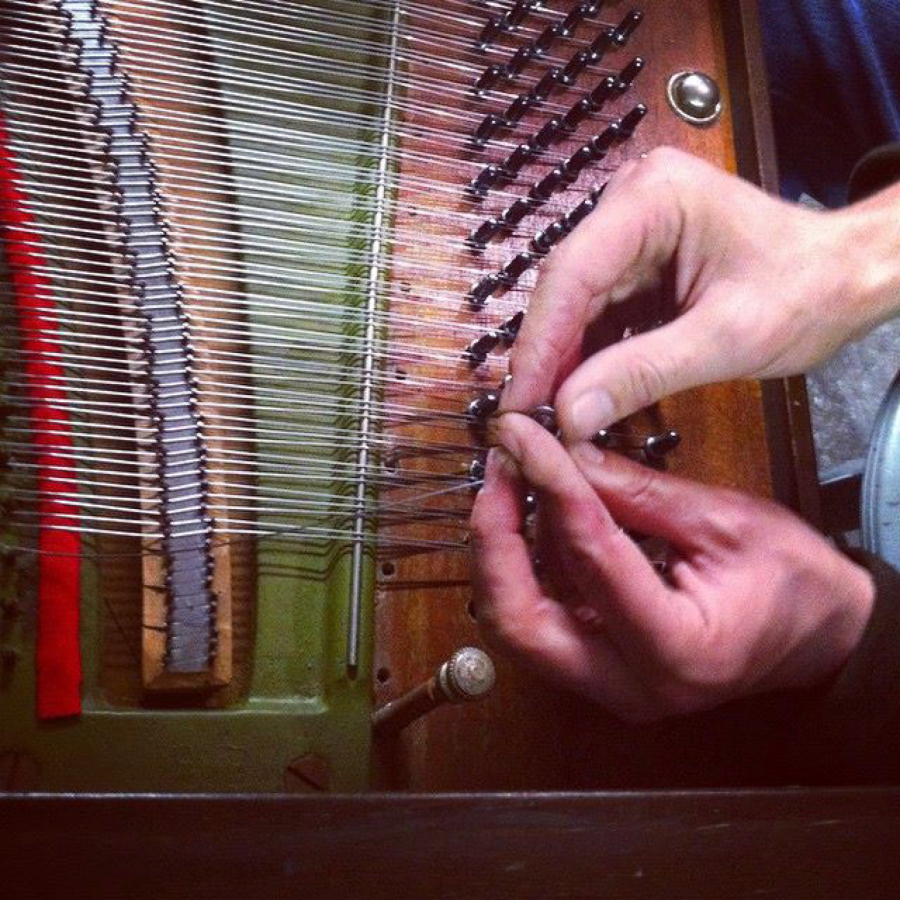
470;450;642;701
554;308;731;442
492;413;690;650
500;157;686;414
534;499;574;596
569;442;739;554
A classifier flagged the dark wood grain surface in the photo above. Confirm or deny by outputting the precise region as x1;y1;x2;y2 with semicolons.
373;0;819;792
2;791;898;899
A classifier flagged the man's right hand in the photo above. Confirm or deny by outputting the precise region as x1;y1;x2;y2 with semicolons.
501;147;900;441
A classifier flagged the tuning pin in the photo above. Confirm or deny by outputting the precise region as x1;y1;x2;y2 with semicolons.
644;430;681;461
588;75;618;112
467;163;505;200
565;194;598;229
562;144;595;181
503;93;532;126
506;44;535;78
581;0;605;16
465;331;501;367
467;216;503;252
529;166;565;203
590;122;621;159
469;456;487;487
592;429;611;448
467;274;502;309
502;142;535;179
558;4;589;36
617;56;645;92
533;22;561;55
467;389;502;423
372;647;496;737
498;310;525;344
500;196;533;229
476;16;504;50
530;404;559;434
588;26;616;63
503;0;534;29
472;112;504;148
474;63;506;96
500;251;536;286
531;67;562;103
561;97;593;134
618;103;648;138
559;49;592;86
613;9;645;46
531;220;569;255
531;115;563;150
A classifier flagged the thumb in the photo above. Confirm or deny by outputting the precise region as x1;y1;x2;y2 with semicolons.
555;309;730;443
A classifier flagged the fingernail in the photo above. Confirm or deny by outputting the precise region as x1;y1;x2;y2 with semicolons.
568;390;615;440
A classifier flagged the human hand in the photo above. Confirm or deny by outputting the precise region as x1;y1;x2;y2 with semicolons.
501;147;900;442
470;413;874;722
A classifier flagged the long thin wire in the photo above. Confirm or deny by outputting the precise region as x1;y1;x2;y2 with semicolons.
0;0;636;557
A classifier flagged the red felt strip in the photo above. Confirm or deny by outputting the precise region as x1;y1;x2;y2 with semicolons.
0;111;82;719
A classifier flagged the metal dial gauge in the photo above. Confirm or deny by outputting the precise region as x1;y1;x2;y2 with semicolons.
862;372;900;566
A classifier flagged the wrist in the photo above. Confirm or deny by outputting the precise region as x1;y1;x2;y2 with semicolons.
834;182;900;332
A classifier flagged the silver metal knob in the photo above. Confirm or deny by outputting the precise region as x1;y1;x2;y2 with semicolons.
666;71;722;126
439;647;496;702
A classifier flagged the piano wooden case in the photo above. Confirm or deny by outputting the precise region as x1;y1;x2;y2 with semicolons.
0;0;817;794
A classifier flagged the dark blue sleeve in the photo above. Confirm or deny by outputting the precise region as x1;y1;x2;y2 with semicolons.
759;0;900;206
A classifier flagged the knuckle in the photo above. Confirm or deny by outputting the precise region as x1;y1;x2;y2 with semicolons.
538;245;572;282
604;157;640;193
638;146;689;183
619;464;662;509
698;490;764;546
624;351;670;410
509;340;554;386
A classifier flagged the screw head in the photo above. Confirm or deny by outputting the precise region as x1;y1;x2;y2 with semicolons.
667;71;722;126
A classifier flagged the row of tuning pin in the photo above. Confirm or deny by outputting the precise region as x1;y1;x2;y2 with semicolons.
474;0;602;53
475;4;642;89
468;395;679;458
465;104;646;296
468;58;644;202
463;175;614;362
465;404;681;487
471;10;645;147
464;105;646;320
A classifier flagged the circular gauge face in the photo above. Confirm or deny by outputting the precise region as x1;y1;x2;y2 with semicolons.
863;372;900;566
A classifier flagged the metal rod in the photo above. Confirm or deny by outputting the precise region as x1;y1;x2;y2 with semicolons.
348;0;403;673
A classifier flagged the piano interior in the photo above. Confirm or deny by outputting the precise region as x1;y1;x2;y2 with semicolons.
0;0;817;793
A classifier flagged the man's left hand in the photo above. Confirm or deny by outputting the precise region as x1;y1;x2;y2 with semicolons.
470;413;875;722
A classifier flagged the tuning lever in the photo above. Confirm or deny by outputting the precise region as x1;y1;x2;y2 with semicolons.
372;647;496;737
